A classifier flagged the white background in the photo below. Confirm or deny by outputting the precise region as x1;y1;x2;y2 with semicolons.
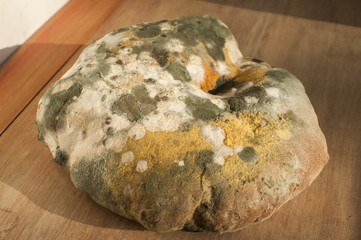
0;0;69;65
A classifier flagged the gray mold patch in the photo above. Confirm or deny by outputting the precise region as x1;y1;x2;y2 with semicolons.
237;147;259;164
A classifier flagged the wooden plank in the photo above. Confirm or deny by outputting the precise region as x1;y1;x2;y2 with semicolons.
201;0;361;27
0;0;360;239
0;0;122;135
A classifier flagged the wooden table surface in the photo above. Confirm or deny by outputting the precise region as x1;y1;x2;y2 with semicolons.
0;0;360;239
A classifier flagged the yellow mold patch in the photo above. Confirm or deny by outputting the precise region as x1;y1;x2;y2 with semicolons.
211;112;292;185
117;126;213;173
212;112;290;148
107;111;293;193
106;126;213;199
221;155;256;186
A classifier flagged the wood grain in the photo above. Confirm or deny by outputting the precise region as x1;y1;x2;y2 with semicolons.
0;0;122;135
0;0;360;239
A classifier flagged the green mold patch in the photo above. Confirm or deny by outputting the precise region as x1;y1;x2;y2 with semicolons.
135;24;161;38
171;23;199;47
54;148;69;167
43;81;83;131
129;156;203;231
237;146;259;165
194;150;214;169
72;157;106;193
265;69;294;83
112;85;158;121
166;60;191;82
132;85;152;103
96;42;107;53
132;85;158;116
227;97;247;112
71;156;122;214
105;146;215;231
226;85;271;113
131;44;152;56
130;16;232;69
151;48;169;67
185;95;224;121
240;86;267;99
193;150;222;181
169;16;230;61
92;42;112;76
97;62;111;77
212;21;231;38
140;154;202;200
203;36;226;61
111;94;141;121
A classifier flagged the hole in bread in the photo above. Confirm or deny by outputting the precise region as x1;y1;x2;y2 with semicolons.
207;77;254;98
205;65;269;99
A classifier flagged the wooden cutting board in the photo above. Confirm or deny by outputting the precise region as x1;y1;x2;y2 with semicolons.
1;0;360;239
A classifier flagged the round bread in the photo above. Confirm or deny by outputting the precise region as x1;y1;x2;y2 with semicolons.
36;16;329;232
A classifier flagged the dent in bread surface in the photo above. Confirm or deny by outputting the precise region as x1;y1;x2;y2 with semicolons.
36;15;328;232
